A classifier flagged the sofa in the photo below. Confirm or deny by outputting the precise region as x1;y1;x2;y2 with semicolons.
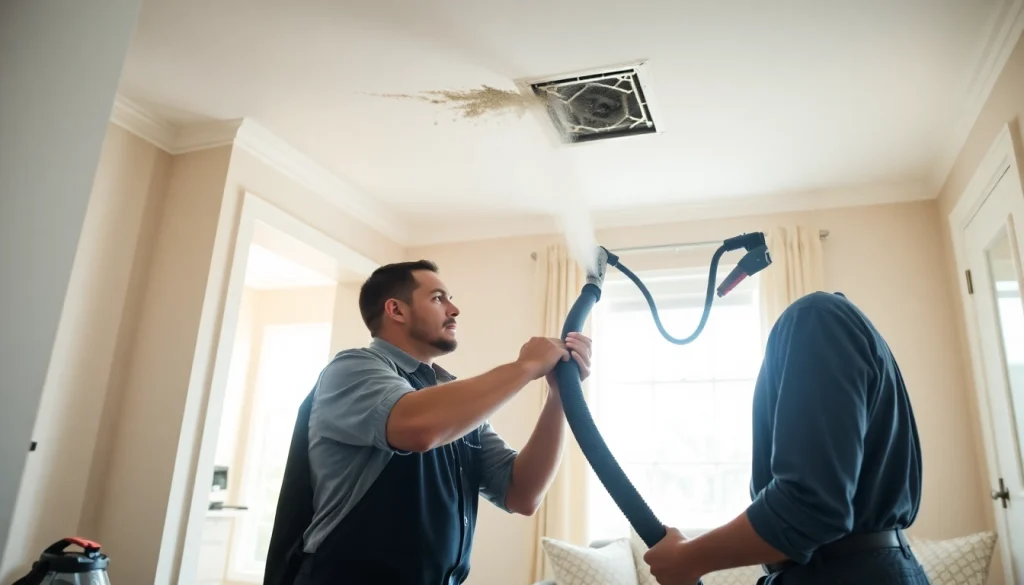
534;530;998;585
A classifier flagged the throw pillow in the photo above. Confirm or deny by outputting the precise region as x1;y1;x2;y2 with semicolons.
542;537;639;585
628;528;765;585
909;531;997;585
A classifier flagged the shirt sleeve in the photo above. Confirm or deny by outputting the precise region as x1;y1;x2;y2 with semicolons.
745;303;872;564
309;349;416;454
477;421;518;512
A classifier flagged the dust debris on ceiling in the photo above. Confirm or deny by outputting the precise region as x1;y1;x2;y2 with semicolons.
373;85;546;121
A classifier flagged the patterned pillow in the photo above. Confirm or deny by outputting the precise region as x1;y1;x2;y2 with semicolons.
909;531;997;585
542;537;639;585
627;528;765;585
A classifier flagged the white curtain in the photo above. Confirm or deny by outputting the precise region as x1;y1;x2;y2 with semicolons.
528;243;592;583
759;225;826;342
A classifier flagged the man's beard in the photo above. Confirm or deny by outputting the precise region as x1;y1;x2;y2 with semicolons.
411;319;457;354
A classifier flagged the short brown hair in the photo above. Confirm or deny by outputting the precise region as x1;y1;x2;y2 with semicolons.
358;260;439;335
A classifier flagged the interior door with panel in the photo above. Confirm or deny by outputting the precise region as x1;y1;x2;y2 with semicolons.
955;127;1024;585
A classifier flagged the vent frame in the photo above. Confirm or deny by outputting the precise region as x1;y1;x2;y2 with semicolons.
518;60;662;145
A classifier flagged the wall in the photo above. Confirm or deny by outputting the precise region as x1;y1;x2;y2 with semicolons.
932;30;1024;585
87;141;403;585
0;124;171;580
409;199;987;585
331;281;372;355
0;1;143;574
94;145;235;585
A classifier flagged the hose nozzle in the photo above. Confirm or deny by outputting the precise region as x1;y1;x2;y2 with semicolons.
586;246;618;292
717;244;772;297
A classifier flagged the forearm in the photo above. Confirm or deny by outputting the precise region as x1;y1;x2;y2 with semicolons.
505;393;566;515
676;510;788;576
387;361;534;452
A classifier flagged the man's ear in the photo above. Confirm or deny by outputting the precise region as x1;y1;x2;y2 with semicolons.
383;299;407;324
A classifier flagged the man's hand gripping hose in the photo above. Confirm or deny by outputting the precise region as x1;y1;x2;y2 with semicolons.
553;233;772;548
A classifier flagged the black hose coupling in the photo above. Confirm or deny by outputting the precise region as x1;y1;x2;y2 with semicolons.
721;232;766;252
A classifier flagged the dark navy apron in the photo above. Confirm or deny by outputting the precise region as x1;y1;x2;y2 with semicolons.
266;362;483;585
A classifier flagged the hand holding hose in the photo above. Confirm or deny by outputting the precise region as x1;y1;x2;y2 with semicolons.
643;527;702;585
546;333;592;396
516;337;571;379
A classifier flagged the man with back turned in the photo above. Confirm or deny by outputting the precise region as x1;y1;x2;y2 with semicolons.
642;291;930;584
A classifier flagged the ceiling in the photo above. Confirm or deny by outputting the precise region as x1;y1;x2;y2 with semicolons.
118;0;1021;243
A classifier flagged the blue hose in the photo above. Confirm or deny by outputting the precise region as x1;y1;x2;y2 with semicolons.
554;234;771;548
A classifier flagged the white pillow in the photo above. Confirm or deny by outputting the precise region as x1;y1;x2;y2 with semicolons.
627;528;765;585
909;531;997;585
542;537;639;585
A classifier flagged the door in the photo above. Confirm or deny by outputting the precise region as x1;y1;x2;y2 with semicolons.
962;163;1024;585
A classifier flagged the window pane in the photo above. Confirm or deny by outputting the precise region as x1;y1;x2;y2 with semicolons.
712;381;755;462
654;308;713;381
596;383;655;463
647;464;718;531
651;383;716;464
587;269;762;543
597;311;655;383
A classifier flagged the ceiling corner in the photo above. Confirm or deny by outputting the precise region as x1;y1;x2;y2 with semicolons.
111;95;178;152
109;100;409;247
231;118;410;246
928;0;1024;196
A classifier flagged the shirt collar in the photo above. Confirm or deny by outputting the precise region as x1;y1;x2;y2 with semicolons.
370;337;456;381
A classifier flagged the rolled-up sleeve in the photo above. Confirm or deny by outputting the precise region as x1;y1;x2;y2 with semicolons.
746;304;871;564
310;350;416;453
477;421;518;512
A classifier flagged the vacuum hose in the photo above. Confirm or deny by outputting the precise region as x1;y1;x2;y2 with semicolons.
554;233;772;547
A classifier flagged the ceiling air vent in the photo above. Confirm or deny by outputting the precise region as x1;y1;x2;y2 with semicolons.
530;65;656;143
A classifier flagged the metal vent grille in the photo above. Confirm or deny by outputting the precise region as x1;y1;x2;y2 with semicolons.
530;67;656;143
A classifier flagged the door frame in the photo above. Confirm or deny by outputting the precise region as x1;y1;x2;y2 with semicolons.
175;190;378;585
948;122;1024;585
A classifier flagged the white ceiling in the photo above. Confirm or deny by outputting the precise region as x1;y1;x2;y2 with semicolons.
118;0;1022;243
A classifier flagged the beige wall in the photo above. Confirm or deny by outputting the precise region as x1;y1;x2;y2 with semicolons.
90;142;404;585
0;118;403;583
410;199;988;585
931;31;1024;584
1;124;171;583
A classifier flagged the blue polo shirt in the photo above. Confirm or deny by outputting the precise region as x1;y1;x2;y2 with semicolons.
746;292;923;565
303;338;518;557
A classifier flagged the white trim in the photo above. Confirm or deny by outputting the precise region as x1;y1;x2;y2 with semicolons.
232;119;409;245
947;123;1021;585
110;95;178;152
109;98;410;244
407;180;931;246
930;0;1024;193
173;119;243;154
174;191;379;585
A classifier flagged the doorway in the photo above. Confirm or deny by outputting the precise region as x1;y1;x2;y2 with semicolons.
179;192;378;585
950;124;1024;585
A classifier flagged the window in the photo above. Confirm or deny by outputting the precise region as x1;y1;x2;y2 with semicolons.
228;321;333;579
586;265;764;542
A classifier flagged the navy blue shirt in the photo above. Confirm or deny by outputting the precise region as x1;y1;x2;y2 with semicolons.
746;292;923;564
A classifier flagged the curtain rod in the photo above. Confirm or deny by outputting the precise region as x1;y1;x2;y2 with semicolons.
530;229;829;260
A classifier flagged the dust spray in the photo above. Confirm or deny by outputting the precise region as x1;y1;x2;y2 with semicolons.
524;94;600;276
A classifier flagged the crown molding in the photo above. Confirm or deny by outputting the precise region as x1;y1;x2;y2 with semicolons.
109;96;409;245
231;119;409;245
928;0;1024;194
110;96;179;152
406;180;932;246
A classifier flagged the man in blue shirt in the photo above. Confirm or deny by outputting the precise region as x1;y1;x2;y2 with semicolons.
265;260;592;585
642;291;930;584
